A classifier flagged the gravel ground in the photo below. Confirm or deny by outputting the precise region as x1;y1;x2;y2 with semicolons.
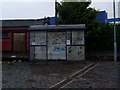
2;61;90;88
2;61;120;89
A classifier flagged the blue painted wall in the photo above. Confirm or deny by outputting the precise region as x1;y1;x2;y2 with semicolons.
96;11;107;23
97;11;120;23
50;17;56;25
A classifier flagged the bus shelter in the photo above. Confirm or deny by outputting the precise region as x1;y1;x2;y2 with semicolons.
28;24;85;61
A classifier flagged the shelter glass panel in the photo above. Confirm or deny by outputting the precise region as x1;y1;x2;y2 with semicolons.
67;46;84;61
72;31;84;45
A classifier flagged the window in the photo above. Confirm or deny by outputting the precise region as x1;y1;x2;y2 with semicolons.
2;32;9;39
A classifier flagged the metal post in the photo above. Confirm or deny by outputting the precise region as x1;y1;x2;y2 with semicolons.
55;0;57;25
113;0;117;63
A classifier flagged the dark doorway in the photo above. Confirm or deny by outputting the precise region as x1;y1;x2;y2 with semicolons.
13;33;25;52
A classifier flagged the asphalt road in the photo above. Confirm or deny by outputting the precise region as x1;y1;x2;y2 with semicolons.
0;62;2;90
62;61;119;88
2;61;120;89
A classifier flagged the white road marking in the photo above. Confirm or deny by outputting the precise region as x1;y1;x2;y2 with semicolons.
61;63;99;88
49;62;99;89
69;62;94;78
49;79;67;88
79;78;87;80
60;79;76;88
77;63;99;78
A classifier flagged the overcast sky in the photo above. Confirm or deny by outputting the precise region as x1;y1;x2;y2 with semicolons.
0;0;120;20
